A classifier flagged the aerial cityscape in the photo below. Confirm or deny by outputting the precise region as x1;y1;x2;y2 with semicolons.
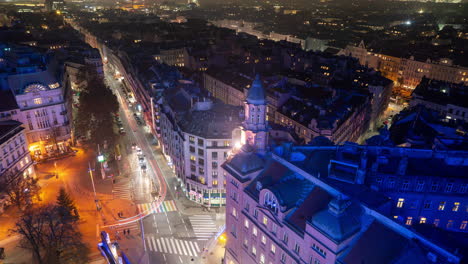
0;0;467;264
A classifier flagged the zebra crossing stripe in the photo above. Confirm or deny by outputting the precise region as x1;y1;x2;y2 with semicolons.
178;240;187;255
165;238;173;254
157;238;162;252
151;236;157;252
170;239;178;255
184;240;193;256
145;236;200;257
148;237;153;251
162;238;168;253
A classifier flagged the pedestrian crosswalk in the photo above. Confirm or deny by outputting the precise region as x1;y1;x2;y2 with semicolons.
108;221;140;237
189;215;218;241
146;236;200;257
137;200;177;214
112;179;132;200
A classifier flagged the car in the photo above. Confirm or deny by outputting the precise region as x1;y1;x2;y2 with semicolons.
140;164;147;173
136;146;142;155
119;127;125;134
138;155;145;165
131;143;137;150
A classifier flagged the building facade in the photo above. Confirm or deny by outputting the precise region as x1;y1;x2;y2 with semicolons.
341;41;468;89
410;78;468;122
160;85;242;206
222;79;465;264
0;120;36;211
0;45;72;159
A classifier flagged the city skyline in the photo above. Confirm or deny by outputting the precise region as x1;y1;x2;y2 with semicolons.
0;0;467;264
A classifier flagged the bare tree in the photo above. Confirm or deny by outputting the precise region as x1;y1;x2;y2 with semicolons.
0;170;40;211
13;205;89;264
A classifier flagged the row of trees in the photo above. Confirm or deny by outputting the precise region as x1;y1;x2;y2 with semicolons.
13;188;88;264
74;66;119;146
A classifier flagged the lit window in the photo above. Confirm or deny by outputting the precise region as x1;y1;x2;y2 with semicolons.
33;98;42;105
406;217;413;225
453;202;460;212
438;201;446;211
252;246;257;256
244;219;249;229
260;254;265;264
420;217;426;224
271;244;276;254
232;208;237;217
460;221;467;230
253;227;257;236
397;198;405;208
261;235;266;245
263;216;268;226
243;239;248;247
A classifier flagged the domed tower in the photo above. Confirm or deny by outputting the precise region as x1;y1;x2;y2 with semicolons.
242;74;269;153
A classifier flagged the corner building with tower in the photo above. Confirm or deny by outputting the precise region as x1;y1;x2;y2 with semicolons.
222;74;464;264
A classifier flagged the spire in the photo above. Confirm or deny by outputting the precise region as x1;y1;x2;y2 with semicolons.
246;74;266;105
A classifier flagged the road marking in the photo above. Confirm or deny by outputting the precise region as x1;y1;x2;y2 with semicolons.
179;239;187;255
175;239;182;255
189;215;219;241
189;241;197;256
194;242;200;253
164;238;173;254
148;237;153;251
151;236;157;252
157;238;162;252
137;200;177;214
184;240;193;256
161;237;167;253
170;239;178;255
179;256;183;263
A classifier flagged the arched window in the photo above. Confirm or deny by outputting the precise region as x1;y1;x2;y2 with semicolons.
23;83;48;93
264;192;278;214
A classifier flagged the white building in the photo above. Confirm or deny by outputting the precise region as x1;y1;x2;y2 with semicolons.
0;45;72;159
160;85;242;206
0;120;35;212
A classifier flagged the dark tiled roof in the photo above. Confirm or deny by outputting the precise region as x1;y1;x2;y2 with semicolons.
340;221;409;264
0;89;19;112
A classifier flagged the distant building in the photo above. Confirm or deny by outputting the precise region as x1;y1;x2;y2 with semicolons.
45;0;65;12
410;78;468;122
341;41;468;90
222;78;465;264
389;105;468;150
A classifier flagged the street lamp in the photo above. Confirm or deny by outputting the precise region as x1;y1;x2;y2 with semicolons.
88;162;100;211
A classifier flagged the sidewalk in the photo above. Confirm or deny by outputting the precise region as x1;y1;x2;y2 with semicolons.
146;133;226;217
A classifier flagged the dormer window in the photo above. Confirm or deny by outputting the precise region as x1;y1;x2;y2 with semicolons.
264;192;278;214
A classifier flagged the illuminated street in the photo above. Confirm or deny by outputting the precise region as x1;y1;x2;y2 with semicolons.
101;63;225;264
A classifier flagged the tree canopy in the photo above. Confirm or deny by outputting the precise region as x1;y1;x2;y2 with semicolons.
75;70;119;146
